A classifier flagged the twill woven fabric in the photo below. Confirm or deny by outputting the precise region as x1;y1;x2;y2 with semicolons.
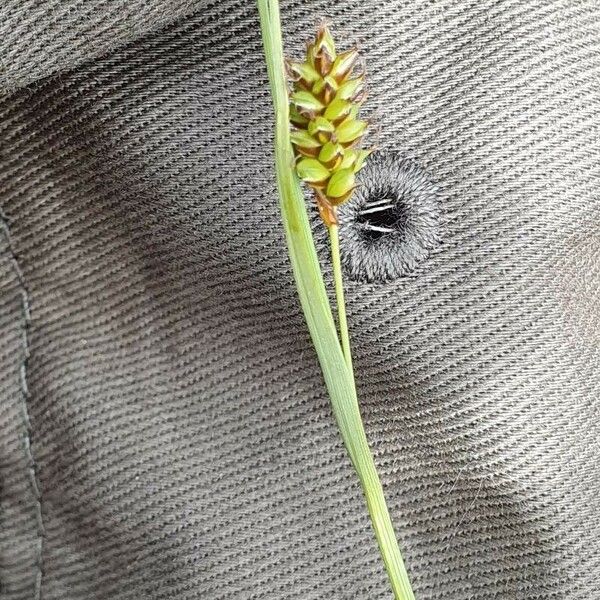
1;1;599;599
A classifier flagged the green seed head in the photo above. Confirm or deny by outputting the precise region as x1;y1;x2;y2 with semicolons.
289;24;371;226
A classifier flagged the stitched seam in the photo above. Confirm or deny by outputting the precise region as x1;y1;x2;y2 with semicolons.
0;210;44;599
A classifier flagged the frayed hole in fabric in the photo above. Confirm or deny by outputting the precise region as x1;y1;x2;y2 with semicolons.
338;152;441;283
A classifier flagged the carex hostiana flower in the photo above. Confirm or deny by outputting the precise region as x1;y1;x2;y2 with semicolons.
258;4;416;597
287;24;371;227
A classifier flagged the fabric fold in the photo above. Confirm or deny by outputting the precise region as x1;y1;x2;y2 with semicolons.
0;0;204;93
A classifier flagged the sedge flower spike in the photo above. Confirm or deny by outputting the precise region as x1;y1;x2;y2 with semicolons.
258;2;416;597
288;24;371;226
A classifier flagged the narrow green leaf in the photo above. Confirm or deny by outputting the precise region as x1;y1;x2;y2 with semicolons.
257;3;415;598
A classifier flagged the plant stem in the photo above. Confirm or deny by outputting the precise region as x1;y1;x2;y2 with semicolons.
257;1;415;598
328;222;353;372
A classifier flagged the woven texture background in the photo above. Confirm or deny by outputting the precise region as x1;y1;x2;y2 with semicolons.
1;1;600;598
0;0;199;92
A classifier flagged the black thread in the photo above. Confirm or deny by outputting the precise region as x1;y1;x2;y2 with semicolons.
338;152;441;282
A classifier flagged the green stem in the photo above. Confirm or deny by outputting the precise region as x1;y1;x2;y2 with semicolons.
328;222;353;372
257;1;415;598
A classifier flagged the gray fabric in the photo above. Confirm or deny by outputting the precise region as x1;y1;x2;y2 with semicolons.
1;1;600;599
0;213;42;598
0;0;199;92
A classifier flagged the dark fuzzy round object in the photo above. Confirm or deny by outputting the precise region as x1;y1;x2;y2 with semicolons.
338;152;441;283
